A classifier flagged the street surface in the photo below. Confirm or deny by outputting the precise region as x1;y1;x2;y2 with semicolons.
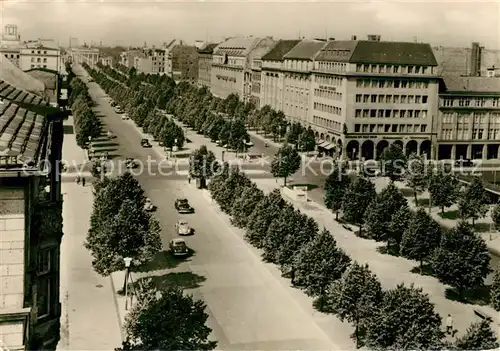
74;65;352;350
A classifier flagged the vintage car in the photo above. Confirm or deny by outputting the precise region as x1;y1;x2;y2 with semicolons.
144;198;155;212
169;238;189;257
174;198;194;214
141;139;152;148
125;158;138;169
175;219;192;235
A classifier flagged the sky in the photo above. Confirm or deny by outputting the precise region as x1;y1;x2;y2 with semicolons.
0;0;499;49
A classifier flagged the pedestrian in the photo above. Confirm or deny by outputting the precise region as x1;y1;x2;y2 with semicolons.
76;175;81;184
290;267;295;286
446;314;453;335
188;175;191;184
81;177;86;187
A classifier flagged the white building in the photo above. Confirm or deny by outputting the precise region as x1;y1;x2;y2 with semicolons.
0;24;21;67
20;40;61;72
67;46;99;67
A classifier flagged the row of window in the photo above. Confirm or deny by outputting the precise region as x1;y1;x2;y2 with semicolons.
316;61;347;73
442;112;500;124
356;64;431;75
441;128;500;140
355;94;429;104
313;115;342;131
314;75;343;86
314;102;343;115
356;79;430;89
354;123;428;133
30;57;47;63
355;109;428;119
37;247;58;319
442;97;500;107
314;89;342;101
31;50;48;55
4;53;20;59
31;64;48;69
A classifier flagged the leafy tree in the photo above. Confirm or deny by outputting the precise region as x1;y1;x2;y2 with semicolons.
364;283;444;350
218;122;231;146
297;127;316;152
341;177;377;233
387;206;412;253
323;164;351;220
490;264;500;311
454;319;499;350
216;167;252;214
491;203;500;231
227;119;249;152
293;229;351;297
117;283;217;350
364;182;407;242
459;177;490;225
270;144;301;186
189;145;219;187
428;171;459;213
262;204;300;263
276;214;319;270
224;93;240;116
379;144;407;181
244;189;285;248
430;221;490;299
405;153;428;204
285;122;304;145
324;262;383;348
207;162;230;201
400;208;442;270
85;199;161;275
231;183;264;228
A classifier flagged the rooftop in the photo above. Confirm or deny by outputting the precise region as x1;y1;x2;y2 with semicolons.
0;55;45;93
283;40;327;60
442;75;500;94
198;43;218;54
316;40;438;66
213;37;261;57
261;39;301;61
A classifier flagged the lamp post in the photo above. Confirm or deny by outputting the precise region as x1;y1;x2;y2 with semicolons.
123;257;132;310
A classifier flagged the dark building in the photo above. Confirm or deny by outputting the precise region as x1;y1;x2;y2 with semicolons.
0;75;68;350
170;44;199;82
197;43;218;87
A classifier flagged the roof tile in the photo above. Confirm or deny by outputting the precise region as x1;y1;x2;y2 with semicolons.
442;75;500;93
262;40;301;61
283;40;327;60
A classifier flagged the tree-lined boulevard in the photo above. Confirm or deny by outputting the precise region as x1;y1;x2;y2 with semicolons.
66;61;500;349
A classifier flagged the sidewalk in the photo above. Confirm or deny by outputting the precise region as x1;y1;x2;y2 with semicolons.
58;116;124;350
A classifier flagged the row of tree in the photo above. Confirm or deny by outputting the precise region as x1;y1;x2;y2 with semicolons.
324;160;500;309
66;63;101;147
190;145;498;349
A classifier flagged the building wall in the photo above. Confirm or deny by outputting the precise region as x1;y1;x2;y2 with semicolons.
171;46;198;82
437;94;500;160
433;45;500;76
261;60;284;111
135;57;153;74
20;48;60;72
68;49;99;67
210;57;244;99
1;48;20;67
198;53;212;87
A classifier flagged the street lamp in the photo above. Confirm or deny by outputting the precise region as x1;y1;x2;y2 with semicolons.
123;257;132;310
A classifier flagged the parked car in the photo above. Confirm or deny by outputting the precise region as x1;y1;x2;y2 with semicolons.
114;106;124;114
169;238;189;257
125;158;138;169
175;198;194;213
107;131;116;139
175;219;192;235
141;139;152;148
111;101;117;107
121;113;130;120
144;198;155;212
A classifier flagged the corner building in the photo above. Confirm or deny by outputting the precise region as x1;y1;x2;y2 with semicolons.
311;38;439;160
437;76;500;161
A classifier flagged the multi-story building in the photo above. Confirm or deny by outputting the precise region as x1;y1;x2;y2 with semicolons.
245;37;277;106
310;36;439;159
0;25;21;67
281;40;327;126
198;43;218;87
100;56;113;66
0;56;67;350
260;40;301;111
20;40;61;72
120;49;142;68
66;46;99;67
170;44;199;82
437;75;500;160
211;37;275;100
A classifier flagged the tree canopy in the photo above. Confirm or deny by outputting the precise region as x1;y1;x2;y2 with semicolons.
270;144;302;186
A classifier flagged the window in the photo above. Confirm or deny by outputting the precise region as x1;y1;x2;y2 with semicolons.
408;95;414;104
392;124;398;132
385;110;391;118
371;65;377;73
356;94;362;102
401;81;408;88
423;67;428;74
355;109;361;117
371;80;378;88
393;110;400;118
408;110;414;118
400;110;406;118
378;80;384;88
415;66;421;74
401;95;407;103
370;110;377;118
371;95;377;103
362;125;368;132
393;66;399;73
363;110;369;118
378;95;384;103
31;57;34;62
37;57;41;62
355;124;361;132
385;125;391;132
393;95;400;103
415;110;421;118
37;248;58;319
43;65;47;68
378;65;384;73
408;66;414;74
415;95;421;103
385;95;391;103
420;125;427;133
394;80;400;88
370;124;376;132
31;64;34;68
356;64;362;72
363;65;369;72
363;95;369;103
364;80;371;88
43;51;47;54
422;95;428;103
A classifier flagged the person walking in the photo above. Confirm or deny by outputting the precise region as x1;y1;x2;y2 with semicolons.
446;314;453;335
81;177;86;187
290;267;296;286
76;175;81;184
188;175;191;184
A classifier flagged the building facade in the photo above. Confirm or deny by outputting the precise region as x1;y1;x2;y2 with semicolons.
20;42;61;72
0;70;67;350
120;50;142;68
244;37;276;104
170;45;199;82
66;47;99;67
260;40;301;111
198;43;218;87
100;56;113;66
0;25;21;67
437;76;500;160
309;37;439;160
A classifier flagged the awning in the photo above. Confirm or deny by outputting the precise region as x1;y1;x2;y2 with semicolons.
318;141;330;148
316;139;325;145
324;143;336;151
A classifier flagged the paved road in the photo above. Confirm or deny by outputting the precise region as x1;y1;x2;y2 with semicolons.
73;65;346;350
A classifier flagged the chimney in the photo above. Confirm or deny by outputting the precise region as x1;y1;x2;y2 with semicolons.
367;34;381;41
351;35;357;40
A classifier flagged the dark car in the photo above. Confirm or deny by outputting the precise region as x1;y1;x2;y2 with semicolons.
141;139;152;148
169;238;189;257
175;198;194;214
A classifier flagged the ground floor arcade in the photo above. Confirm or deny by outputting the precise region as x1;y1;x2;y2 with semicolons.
344;138;432;160
437;142;500;160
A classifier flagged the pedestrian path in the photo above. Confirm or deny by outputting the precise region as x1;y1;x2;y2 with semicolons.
57;115;124;350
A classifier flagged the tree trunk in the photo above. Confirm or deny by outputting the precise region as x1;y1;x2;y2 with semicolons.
442;206;445;214
420;259;423;274
387;239;391;253
335;211;339;220
472;217;475;226
359;223;362;236
355;321;359;349
414;191;418;205
284;177;287;187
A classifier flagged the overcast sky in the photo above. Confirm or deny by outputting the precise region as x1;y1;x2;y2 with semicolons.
1;0;499;49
